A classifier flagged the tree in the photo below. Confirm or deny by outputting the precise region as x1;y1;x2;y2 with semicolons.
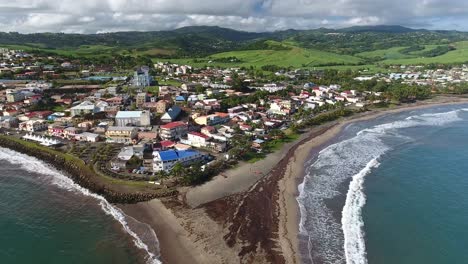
171;162;185;178
269;129;286;140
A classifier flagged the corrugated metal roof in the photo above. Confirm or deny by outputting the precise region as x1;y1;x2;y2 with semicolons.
116;111;143;118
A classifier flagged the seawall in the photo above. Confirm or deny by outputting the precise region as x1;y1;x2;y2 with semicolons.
0;136;177;203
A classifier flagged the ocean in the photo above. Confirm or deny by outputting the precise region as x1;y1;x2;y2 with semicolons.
0;148;161;264
297;104;468;264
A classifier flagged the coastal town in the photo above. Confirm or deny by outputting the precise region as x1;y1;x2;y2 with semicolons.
0;46;465;188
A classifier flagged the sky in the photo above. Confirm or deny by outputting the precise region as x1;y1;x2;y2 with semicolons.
0;0;468;33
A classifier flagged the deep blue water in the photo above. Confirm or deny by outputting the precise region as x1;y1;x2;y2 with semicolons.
0;148;160;264
298;104;468;264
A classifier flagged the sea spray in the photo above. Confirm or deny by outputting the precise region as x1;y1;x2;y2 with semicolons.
342;158;380;264
0;148;161;264
296;106;467;264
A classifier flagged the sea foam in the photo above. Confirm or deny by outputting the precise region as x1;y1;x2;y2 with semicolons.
342;158;380;264
297;107;467;264
0;148;161;264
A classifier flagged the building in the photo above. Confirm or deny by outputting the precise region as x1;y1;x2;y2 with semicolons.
48;125;66;137
133;66;152;87
136;93;149;107
186;132;211;147
0;116;18;128
70;101;100;117
159;121;188;141
268;100;296;116
105;126;138;143
155;100;171;114
152;149;203;172
115;111;151;127
19;120;48;132
160;106;182;123
194;112;230;126
75;132;101;142
6;92;25;103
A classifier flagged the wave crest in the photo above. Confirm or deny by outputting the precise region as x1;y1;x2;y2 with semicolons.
297;106;466;264
0;147;161;264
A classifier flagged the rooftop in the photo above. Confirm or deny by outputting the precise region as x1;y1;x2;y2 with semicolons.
116;111;144;118
160;121;186;130
156;149;200;161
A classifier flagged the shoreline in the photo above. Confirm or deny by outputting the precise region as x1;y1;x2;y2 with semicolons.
278;96;468;264
120;97;468;264
1;96;468;264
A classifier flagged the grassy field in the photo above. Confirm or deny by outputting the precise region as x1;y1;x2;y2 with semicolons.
357;47;413;60
382;41;468;65
356;42;468;65
154;41;365;69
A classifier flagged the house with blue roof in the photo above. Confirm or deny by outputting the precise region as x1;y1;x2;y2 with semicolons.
175;95;186;103
153;149;203;172
161;106;182;123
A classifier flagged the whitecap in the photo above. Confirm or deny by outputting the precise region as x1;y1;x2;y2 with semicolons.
0;147;161;264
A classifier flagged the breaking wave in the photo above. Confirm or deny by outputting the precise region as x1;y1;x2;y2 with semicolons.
0;147;161;264
342;158;380;264
297;107;467;264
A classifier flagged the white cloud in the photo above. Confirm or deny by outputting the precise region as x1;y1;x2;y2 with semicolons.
0;0;467;33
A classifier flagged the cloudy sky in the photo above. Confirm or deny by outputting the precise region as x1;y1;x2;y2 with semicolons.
0;0;467;33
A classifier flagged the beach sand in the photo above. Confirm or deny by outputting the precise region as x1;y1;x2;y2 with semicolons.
121;96;468;264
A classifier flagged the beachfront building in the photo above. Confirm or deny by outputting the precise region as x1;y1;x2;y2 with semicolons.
105;126;138;143
159;121;188;141
152;149;203;172
0;116;18;129
115;111;151;127
19;120;48;132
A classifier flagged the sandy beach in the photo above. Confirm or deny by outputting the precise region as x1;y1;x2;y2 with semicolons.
120;96;468;264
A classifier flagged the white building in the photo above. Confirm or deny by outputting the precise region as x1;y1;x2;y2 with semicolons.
19;120;48;132
115;111;151;127
152;149;203;172
70;101;100;117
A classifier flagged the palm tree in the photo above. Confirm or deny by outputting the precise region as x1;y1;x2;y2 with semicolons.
171;162;185;178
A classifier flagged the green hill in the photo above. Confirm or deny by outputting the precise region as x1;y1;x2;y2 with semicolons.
3;26;468;70
158;41;364;69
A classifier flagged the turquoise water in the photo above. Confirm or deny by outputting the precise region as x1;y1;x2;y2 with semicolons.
298;104;468;264
0;148;160;264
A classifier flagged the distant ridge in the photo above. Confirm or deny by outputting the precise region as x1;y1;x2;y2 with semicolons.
337;25;418;33
1;25;467;59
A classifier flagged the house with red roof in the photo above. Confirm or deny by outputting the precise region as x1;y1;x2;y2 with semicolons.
159;121;188;141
